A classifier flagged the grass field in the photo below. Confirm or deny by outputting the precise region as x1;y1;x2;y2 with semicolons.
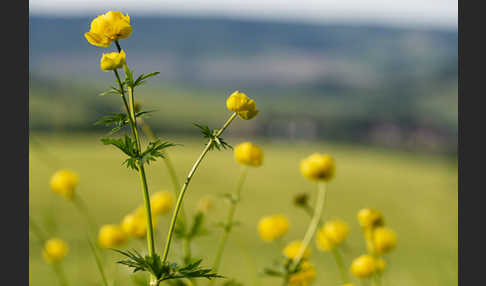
29;133;457;286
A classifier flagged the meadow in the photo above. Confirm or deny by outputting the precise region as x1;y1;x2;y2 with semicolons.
29;133;457;286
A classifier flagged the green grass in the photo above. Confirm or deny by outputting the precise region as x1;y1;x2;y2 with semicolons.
29;133;457;286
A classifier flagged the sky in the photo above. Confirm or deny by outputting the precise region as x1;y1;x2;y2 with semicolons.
29;0;457;29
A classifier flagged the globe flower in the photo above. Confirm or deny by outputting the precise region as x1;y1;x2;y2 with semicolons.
98;224;126;248
100;50;126;71
226;90;259;120
288;261;316;286
375;257;386;273
121;213;147;238
150;191;174;216
357;208;383;229
316;219;349;251
300;153;335;182
42;238;68;263
283;240;310;260
234;142;264;167
50;169;79;200
350;254;376;278
85;11;132;47
257;215;289;242
372;227;397;255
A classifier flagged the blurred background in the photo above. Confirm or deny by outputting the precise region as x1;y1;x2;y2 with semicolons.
29;0;458;285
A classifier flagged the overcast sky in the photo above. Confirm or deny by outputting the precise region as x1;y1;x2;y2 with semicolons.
30;0;457;29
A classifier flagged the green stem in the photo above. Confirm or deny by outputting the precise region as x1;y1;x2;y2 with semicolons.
331;248;349;283
137;163;156;256
29;216;47;243
72;194;98;235
52;263;69;286
87;236;109;286
161;112;238;264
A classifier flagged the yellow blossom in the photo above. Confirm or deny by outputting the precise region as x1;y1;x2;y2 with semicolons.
350;254;376;278
150;191;174;216
300;153;335;182
85;11;132;47
357;208;383;229
342;284;355;286
98;224;126;248
234;142;264;167
42;238;68;263
283;240;310;260
197;195;215;214
257;215;289;242
226;90;259;120
100;50;126;71
50;169;79;200
288;261;316;286
372;227;397;255
316;219;349;251
375;257;386;273
121;207;159;238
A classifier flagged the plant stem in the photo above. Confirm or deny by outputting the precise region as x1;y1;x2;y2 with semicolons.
87;236;109;286
161;112;238;264
53;263;69;286
331;247;349;283
72;194;98;235
29;215;47;243
291;182;327;269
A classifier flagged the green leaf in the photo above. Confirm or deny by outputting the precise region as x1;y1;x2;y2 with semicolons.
193;123;232;151
187;212;208;239
134;72;160;87
139;139;176;166
95;113;129;135
101;134;139;170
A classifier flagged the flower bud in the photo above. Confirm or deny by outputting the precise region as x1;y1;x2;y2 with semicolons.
226;90;259;120
121;213;147;238
372;227;397;255
350;254;376;278
316;219;349;251
150;191;174;216
357;208;383;229
234;142;264;167
42;238;68;263
98;224;126;248
283;240;310;260
197;195;215;214
375;257;386;273
293;193;309;208
85;11;132;47
50;169;79;200
288;261;316;286
100;50;126;71
257;215;289;242
300;153;335;182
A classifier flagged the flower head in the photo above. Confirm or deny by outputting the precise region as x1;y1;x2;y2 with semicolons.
226;91;259;120
316;219;349;251
85;11;132;47
150;191;174;216
42;238;68;263
121;207;158;238
50;169;79;200
350;254;376;279
257;215;289;242
372;227;397;255
98;224;126;248
283;240;310;260
357;208;383;229
234;142;264;167
100;50;126;71
300;153;335;182
288;261;316;286
375;257;386;273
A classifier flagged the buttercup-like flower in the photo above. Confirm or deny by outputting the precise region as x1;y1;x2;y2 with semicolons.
150;191;174;216
226;90;259;120
372;227;397;255
121;213;147;238
98;224;126;248
375;257;386;273
283;240;310;260
85;11;132;47
316;219;349;251
42;238;68;263
100;50;126;71
288;261;316;286
357;208;383;229
234;142;264;167
50;169;79;200
350;254;376;278
257;215;289;242
300;153;335;182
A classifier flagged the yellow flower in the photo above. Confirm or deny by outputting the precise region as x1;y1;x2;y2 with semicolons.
226;90;259;120
316;219;349;251
234;142;264;167
85;11;132;47
42;238;68;263
300;153;335;182
197;195;215;214
50;169;79;200
375;257;386;273
257;215;289;242
288;261;316;286
357;208;383;229
121;207;159;238
150;191;174;216
98;224;126;248
342;284;355;286
100;50;126;71
350;254;376;278
283;240;310;260
372;227;397;255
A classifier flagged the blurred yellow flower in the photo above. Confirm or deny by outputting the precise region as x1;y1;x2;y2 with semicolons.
342;284;355;286
234;142;264;167
100;50;126;71
350;254;376;278
300;153;335;182
50;169;79;200
150;191;174;216
257;215;289;242
283;240;310;260
226;90;259;120
85;11;132;47
288;261;316;286
373;227;397;255
121;213;147;238
375;257;386;273
357;208;383;229
316;219;349;251
98;224;126;248
197;195;215;214
42;238;68;263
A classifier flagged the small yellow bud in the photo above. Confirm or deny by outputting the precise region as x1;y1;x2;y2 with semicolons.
197;195;215;214
150;191;174;216
226;90;259;120
300;153;335;182
350;254;376;279
373;227;397;255
85;11;132;47
375;257;386;273
42;238;68;263
316;219;349;251
357;208;383;229
234;142;264;167
288;261;316;286
121;213;146;238
283;240;310;260
50;169;79;200
257;215;289;242
98;224;126;248
100;50;126;71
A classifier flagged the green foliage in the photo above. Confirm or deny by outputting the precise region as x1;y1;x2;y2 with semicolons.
133;72;160;88
95;113;129;135
193;123;232;151
222;279;244;286
99;86;124;96
263;258;303;278
187;212;209;240
139;139;176;166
